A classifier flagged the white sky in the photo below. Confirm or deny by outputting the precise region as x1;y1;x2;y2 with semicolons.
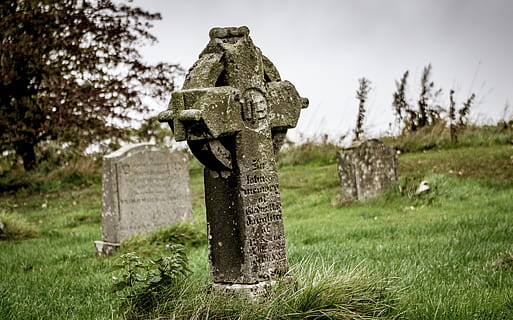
135;0;513;142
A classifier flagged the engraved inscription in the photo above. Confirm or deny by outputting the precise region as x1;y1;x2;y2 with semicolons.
237;130;287;280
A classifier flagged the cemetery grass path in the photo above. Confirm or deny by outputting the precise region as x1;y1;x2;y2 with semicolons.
1;144;512;319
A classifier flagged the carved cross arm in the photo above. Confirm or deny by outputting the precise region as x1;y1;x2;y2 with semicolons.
158;86;244;141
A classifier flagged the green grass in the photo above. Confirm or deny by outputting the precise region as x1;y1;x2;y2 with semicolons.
279;144;513;319
0;186;117;320
1;137;513;319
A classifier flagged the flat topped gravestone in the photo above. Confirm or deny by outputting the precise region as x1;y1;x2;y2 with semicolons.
336;139;398;202
159;26;308;295
94;143;192;256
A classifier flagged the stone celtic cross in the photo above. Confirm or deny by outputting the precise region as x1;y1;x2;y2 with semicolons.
159;26;308;293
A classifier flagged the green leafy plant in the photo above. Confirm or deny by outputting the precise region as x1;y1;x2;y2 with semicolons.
110;244;190;313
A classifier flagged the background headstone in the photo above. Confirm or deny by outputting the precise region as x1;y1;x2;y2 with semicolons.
337;139;398;202
94;143;192;256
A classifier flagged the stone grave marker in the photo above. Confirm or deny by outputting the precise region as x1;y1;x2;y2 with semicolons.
158;26;308;295
94;143;192;256
336;139;398;202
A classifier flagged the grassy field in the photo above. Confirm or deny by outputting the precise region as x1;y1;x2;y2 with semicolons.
1;140;512;319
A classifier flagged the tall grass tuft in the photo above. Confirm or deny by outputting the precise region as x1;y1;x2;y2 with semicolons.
0;211;38;240
272;260;399;319
118;257;400;319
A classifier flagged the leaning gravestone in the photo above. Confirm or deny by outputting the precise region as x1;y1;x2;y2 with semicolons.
336;139;398;202
94;143;192;256
158;26;308;295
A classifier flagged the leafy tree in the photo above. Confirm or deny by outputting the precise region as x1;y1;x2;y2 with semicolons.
0;0;181;170
353;77;371;141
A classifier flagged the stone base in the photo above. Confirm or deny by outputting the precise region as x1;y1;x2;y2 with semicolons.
211;280;279;299
94;240;120;257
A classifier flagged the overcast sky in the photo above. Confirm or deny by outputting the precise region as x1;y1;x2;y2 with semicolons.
134;0;513;142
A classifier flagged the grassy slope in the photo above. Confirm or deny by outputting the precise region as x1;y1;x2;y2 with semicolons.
0;186;117;320
1;143;512;319
280;144;513;319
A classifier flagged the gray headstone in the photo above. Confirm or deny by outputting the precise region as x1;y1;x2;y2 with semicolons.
337;139;398;202
158;26;308;295
94;143;192;256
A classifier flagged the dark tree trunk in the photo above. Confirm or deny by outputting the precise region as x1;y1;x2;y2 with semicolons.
17;142;37;171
